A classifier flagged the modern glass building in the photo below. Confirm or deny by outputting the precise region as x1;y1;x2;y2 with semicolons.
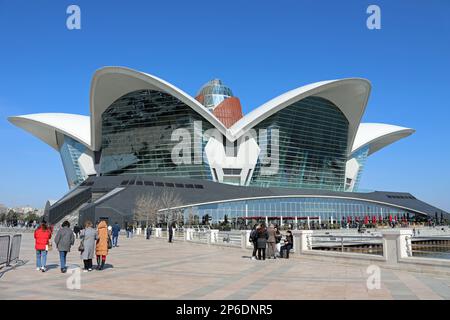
9;66;447;226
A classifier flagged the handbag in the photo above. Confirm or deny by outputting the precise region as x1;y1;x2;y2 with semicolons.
78;239;85;252
107;235;112;249
46;240;52;251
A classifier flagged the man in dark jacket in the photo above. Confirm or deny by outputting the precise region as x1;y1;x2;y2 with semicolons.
73;224;81;239
146;225;152;240
168;222;175;243
54;220;75;273
112;222;120;247
250;224;260;260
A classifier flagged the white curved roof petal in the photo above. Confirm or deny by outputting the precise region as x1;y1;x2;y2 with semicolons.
90;66;228;151
352;123;415;156
8;113;91;150
229;78;371;150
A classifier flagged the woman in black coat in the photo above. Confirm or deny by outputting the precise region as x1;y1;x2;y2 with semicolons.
256;224;269;260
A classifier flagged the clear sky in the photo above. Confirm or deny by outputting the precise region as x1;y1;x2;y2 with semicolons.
0;0;449;211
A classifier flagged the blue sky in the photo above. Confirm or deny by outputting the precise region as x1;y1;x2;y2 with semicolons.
0;0;449;211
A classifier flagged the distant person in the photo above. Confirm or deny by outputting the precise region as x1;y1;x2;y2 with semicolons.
73;224;81;239
266;224;277;259
168;222;175;243
126;225;133;238
54;220;75;273
281;230;293;258
249;224;260;260
80;220;97;272
112;222;120;247
146;225;152;240
34;221;52;272
256;224;269;260
95;220;110;270
275;225;282;257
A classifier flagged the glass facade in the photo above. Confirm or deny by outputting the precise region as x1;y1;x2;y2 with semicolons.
347;145;370;192
58;134;87;189
250;96;349;191
100;89;214;179
178;197;418;224
197;79;233;111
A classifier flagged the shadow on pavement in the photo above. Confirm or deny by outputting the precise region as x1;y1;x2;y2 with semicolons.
0;259;29;279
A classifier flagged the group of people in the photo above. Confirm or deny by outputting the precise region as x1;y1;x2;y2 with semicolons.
249;223;293;260
34;220;116;273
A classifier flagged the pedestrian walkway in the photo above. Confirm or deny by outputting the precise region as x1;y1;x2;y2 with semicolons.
1;233;450;299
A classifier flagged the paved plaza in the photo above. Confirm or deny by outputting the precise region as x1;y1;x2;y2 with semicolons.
1;233;450;300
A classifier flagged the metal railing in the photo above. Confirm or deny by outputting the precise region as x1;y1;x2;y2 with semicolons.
9;235;22;264
0;234;21;267
217;231;241;247
310;234;384;256
409;236;450;259
0;235;10;266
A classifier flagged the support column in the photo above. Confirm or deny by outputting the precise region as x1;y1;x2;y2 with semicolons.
241;230;250;250
381;229;413;264
292;230;313;254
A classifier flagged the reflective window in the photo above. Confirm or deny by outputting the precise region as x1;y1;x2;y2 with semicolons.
100;89;213;179
250;96;349;191
58;135;87;189
179;197;419;224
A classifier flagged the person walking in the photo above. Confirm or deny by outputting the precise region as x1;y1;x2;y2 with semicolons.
281;230;294;258
34;221;52;272
80;220;97;272
95;220;110;270
73;224;81;239
256;224;269;260
54;220;75;273
250;224;260;260
168;222;175;243
111;222;120;247
146;225;152;240
275;225;282;257
266;224;277;259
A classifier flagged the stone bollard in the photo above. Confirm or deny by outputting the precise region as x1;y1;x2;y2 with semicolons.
245;230;252;248
209;230;219;244
292;230;313;254
185;228;194;241
155;228;162;238
380;229;413;264
241;231;249;250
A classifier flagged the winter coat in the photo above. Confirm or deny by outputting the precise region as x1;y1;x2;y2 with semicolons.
267;226;276;243
80;227;97;260
96;221;109;256
112;224;120;237
54;226;75;252
256;229;269;249
34;227;52;250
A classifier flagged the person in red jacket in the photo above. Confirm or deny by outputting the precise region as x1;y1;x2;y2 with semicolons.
34;221;52;272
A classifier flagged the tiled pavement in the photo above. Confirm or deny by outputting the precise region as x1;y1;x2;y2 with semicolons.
1;233;450;300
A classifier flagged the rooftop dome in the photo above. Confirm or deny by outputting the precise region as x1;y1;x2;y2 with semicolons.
196;79;234;111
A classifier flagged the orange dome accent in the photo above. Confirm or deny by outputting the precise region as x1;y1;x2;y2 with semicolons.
213;97;243;128
195;94;205;105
